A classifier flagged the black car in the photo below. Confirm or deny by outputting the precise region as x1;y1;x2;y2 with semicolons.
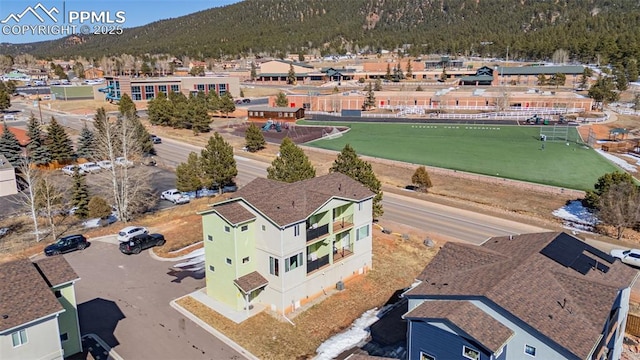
119;233;166;255
44;234;88;256
150;135;162;144
242;98;251;104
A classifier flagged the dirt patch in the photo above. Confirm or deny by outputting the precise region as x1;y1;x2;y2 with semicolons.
176;223;440;360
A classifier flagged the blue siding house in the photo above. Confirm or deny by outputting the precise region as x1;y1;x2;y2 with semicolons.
403;232;638;360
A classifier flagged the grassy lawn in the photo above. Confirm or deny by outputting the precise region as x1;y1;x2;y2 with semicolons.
303;122;620;190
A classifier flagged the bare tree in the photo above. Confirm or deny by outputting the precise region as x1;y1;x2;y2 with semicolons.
35;173;64;241
11;157;42;242
0;55;13;73
598;182;640;239
13;54;37;69
552;49;569;64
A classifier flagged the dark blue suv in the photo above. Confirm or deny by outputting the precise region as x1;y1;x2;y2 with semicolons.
44;234;88;256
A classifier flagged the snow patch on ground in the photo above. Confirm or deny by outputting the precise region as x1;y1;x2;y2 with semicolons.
315;308;381;360
82;213;118;228
552;200;599;232
596;149;637;172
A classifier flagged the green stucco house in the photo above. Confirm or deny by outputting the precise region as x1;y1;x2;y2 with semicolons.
200;172;375;315
0;256;82;360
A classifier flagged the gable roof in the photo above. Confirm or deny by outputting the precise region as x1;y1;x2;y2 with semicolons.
0;259;65;333
405;300;513;353
214;172;374;227
234;271;269;294
406;232;638;359
212;201;256;225
34;256;80;287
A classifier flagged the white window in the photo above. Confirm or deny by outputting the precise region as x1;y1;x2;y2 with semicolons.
420;353;435;360
207;235;213;241
11;329;27;347
224;226;230;233
285;253;303;272
525;345;536;357
356;225;369;241
463;346;480;360
269;256;279;276
241;225;248;232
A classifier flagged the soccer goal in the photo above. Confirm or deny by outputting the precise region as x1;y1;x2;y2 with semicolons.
322;127;343;140
539;125;579;143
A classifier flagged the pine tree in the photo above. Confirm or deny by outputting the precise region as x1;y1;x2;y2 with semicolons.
47;117;75;163
275;92;288;107
189;91;211;134
267;137;315;183
411;166;433;192
207;91;221;117
219;92;236;118
88;196;112;219
287;63;297;85
245;123;266;152
148;91;173;126
250;62;257;81
76;124;96;160
176;152;203;194
362;82;376;110
385;63;392;80
26;114;51;166
374;78;382;91
330;144;383;218
169;91;189;128
200;132;237;192
406;60;413;78
118;93;138;119
70;168;90;219
0;121;22;166
0;83;10;111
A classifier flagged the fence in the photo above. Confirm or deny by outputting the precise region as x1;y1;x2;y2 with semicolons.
627;314;640;337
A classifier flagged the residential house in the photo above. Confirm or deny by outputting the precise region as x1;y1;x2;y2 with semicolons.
403;232;638;360
199;172;375;315
0;154;17;197
0;256;82;359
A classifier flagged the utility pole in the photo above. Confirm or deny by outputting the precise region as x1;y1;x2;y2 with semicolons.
36;88;43;125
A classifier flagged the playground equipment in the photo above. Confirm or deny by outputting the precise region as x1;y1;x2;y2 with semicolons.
98;85;120;102
262;120;283;132
262;120;274;131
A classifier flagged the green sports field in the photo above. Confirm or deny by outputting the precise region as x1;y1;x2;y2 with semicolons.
304;122;621;190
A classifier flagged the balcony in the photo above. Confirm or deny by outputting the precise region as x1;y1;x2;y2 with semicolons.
307;223;329;243
332;214;354;233
307;254;330;274
333;246;353;261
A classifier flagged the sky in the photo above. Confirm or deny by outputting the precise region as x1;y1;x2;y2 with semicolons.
0;0;241;44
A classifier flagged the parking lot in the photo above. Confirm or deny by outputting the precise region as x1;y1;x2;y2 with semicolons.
58;238;243;360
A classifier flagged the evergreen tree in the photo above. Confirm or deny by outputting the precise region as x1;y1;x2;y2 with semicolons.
47;117;74;163
416;85;424;91
189;91;211;134
287;63;297;85
405;60;413;78
626;58;639;82
250;62;257;81
0;121;22;166
118;93;138;120
147;91;173;126
267;137;315;183
411;166;433;192
613;64;629;91
583;171;635;209
537;74;548;86
219;92;236;118
26;113;51;166
385;63;392;80
88;196;112;219
275;91;288;107
207;91;221;117
176;152;203;193
169;91;189;128
245;123;266;152
362;82;376;110
70;168;90;219
200;132;237;192
588;75;619;109
330;144;383;218
132;116;155;154
76;124;96;160
0;85;9;111
374;78;382;91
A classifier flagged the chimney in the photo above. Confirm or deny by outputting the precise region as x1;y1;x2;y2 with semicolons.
509;235;513;240
292;200;295;208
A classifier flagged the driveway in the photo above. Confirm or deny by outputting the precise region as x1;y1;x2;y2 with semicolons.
62;238;244;360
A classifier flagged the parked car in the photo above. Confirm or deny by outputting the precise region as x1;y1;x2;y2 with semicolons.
141;155;157;166
161;189;190;204
242;98;251;104
610;249;640;267
117;226;149;242
115;157;134;168
150;134;162;144
119;233;165;255
44;234;88;256
61;165;86;176
80;162;102;173
97;160;113;170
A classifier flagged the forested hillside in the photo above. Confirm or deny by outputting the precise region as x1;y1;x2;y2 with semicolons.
1;0;639;63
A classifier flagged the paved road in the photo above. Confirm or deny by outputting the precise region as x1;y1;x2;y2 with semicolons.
59;239;244;360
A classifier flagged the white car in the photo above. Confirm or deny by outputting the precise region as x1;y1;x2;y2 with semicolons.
161;189;190;204
115;157;134;168
117;226;149;242
61;165;86;176
610;249;640;267
80;162;102;173
97;160;113;170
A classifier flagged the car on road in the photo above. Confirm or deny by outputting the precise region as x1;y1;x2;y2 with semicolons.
61;165;86;176
44;234;88;256
97;160;113;170
141;154;157;166
242;98;251;104
2;114;15;121
115;157;134;168
161;189;190;204
119;233;165;255
610;249;640;267
150;134;162;144
117;226;149;242
80;162;102;173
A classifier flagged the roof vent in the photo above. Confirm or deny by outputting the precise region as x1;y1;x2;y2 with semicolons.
509;235;513;240
338;183;342;191
2;314;8;319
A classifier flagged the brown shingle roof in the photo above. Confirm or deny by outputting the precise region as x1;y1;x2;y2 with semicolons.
233;271;269;294
34;255;80;287
0;259;63;333
228;172;374;227
405;300;513;353
213;202;256;225
406;232;638;359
